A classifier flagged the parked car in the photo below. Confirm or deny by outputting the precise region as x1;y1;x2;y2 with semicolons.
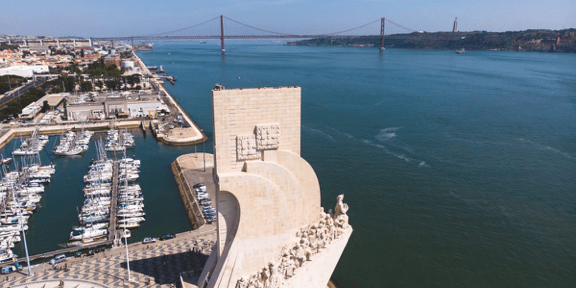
195;186;207;193
202;210;216;217
142;237;157;244
200;200;212;206
193;183;205;189
160;234;176;241
49;254;66;265
87;250;94;256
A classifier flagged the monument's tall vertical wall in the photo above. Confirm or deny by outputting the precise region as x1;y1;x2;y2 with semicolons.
201;86;351;288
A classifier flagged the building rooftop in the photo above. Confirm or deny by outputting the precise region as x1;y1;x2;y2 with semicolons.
212;84;299;91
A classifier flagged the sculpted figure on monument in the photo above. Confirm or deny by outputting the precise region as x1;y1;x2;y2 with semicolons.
292;244;305;267
299;238;312;261
333;194;349;229
268;262;281;288
248;274;263;288
260;267;269;287
235;276;248;288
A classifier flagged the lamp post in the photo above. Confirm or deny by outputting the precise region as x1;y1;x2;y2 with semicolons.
124;229;131;281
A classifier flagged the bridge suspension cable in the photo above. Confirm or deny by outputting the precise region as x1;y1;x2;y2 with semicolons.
223;16;381;37
223;16;291;36
142;16;220;37
322;19;380;36
385;19;418;32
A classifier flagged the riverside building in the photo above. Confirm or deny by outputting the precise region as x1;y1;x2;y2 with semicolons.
65;91;170;121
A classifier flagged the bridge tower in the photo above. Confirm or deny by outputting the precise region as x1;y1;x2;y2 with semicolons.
380;17;386;52
220;15;225;54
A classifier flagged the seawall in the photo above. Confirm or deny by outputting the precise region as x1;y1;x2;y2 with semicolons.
171;153;216;230
132;49;208;146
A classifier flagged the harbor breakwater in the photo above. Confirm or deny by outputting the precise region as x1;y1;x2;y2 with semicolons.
171;153;212;230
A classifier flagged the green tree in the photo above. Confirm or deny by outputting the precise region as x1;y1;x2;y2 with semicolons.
80;81;93;92
41;100;49;113
58;75;77;92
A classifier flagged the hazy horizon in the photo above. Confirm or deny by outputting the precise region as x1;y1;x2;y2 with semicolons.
1;0;575;37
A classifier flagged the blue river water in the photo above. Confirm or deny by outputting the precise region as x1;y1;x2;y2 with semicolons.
139;43;576;287
8;42;576;287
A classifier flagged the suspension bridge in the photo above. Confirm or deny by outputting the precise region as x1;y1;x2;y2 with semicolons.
3;15;462;53
90;15;459;53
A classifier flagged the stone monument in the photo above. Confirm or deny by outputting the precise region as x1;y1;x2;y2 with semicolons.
199;85;352;288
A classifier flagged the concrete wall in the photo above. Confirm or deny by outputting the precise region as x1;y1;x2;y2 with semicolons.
171;158;206;230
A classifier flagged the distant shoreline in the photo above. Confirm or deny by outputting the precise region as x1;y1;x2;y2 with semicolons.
287;28;576;53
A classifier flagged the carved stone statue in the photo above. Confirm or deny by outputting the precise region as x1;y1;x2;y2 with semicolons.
236;276;248;288
248;274;262;288
299;238;312;261
268;262;281;288
260;267;269;287
333;194;349;229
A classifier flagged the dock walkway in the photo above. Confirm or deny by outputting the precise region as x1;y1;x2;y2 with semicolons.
109;153;119;243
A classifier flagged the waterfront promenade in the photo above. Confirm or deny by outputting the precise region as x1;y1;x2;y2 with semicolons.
132;49;207;146
2;224;216;288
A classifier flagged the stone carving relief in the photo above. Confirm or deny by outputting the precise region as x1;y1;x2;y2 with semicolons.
333;194;349;230
236;195;350;288
236;135;260;160
256;124;280;150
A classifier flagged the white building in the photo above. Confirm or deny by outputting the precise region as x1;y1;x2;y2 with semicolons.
121;61;134;70
19;103;41;119
65;92;169;120
127;100;169;118
0;65;49;78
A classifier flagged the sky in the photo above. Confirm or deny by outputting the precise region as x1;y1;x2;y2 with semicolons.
0;0;574;37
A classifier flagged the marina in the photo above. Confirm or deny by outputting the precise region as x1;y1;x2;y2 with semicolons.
0;129;197;266
0;45;208;278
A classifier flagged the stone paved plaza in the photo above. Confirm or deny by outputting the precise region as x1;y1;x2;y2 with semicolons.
2;225;216;288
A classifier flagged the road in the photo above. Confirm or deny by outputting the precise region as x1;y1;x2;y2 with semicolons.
0;76;56;107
